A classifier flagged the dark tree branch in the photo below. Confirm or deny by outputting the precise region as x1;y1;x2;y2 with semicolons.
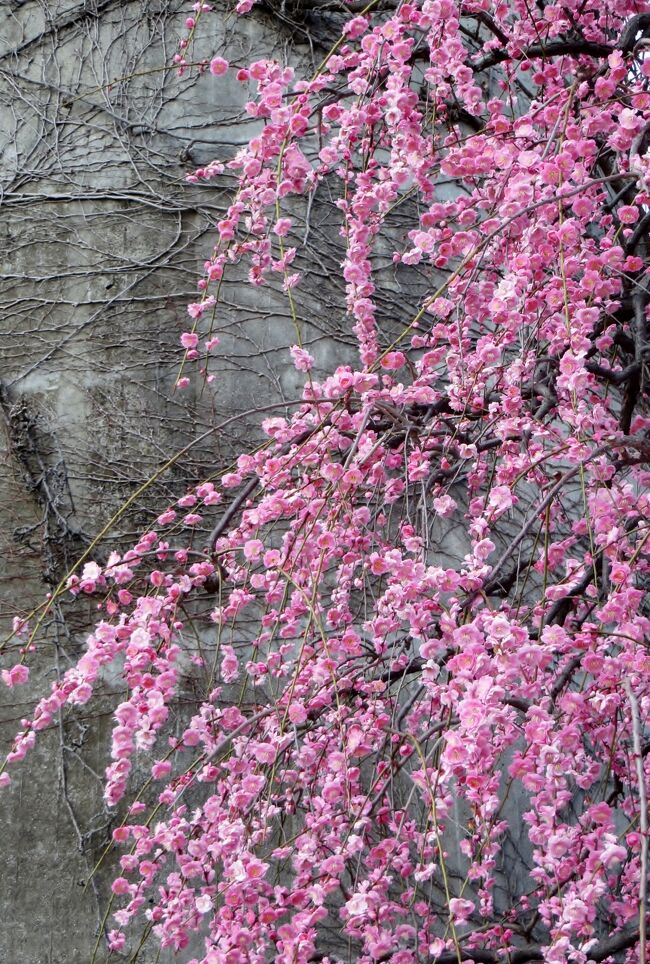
619;14;650;53
427;920;644;962
473;39;613;73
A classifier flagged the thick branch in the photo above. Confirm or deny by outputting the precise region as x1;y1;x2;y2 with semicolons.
474;39;612;73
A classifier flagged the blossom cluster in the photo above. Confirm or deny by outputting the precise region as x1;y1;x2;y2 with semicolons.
3;0;650;962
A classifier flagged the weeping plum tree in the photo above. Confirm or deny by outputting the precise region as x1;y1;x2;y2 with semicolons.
2;0;650;961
